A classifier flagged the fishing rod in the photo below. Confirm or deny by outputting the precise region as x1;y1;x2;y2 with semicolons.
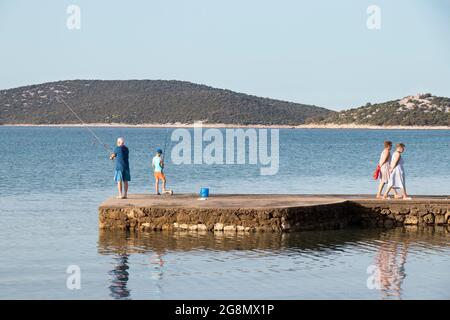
162;127;170;162
54;95;113;153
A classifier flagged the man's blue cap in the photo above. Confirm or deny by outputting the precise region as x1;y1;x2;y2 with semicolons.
156;148;163;154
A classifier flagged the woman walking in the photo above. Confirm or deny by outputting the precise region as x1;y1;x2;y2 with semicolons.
384;143;411;200
376;141;395;199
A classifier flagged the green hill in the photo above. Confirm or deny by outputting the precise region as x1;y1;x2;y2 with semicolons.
0;80;332;125
2;82;448;126
313;93;450;126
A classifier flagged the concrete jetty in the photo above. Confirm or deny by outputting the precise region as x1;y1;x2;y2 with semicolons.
99;194;449;232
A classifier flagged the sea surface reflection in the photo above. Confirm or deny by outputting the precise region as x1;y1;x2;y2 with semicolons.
98;227;449;300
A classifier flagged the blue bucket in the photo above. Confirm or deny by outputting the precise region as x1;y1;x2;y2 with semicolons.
199;187;209;198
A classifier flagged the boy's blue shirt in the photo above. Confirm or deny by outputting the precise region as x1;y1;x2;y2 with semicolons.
153;155;163;172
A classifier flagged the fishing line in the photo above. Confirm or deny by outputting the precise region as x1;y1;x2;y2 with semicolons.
55;95;112;153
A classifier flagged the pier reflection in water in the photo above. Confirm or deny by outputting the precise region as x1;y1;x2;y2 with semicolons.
98;227;449;300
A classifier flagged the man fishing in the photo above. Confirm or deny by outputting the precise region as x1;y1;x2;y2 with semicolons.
110;137;130;199
152;148;173;195
55;97;131;199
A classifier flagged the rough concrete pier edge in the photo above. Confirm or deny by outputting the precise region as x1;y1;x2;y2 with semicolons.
99;194;450;232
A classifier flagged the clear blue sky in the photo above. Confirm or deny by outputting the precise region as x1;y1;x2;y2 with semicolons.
1;0;449;110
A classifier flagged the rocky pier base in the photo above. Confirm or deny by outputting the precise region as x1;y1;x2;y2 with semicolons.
98;194;449;232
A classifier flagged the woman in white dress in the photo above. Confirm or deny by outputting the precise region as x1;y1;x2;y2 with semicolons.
376;141;395;198
384;143;411;200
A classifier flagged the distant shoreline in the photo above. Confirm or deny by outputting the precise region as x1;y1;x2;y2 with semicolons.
2;123;449;130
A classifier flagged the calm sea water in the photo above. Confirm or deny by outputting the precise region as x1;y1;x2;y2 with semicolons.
0;127;449;299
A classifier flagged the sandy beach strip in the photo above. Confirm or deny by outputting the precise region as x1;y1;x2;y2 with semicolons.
2;123;449;130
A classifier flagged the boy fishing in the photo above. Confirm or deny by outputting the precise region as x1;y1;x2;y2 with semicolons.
152;148;173;195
